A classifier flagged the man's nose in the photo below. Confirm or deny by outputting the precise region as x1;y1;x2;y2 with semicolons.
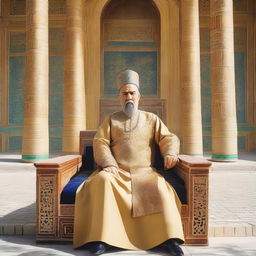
126;93;132;99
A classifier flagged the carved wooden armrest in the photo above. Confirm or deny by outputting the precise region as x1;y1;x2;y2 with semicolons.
34;155;82;240
174;154;212;245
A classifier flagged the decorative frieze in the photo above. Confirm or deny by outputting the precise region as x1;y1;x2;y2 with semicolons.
104;22;157;41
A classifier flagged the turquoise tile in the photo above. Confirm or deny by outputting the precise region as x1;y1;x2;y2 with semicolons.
8;136;22;151
200;54;211;124
49;28;64;52
238;136;246;150
104;51;158;95
9;32;26;53
50;137;62;152
203;136;212;152
49;56;64;125
9;56;25;125
235;52;247;123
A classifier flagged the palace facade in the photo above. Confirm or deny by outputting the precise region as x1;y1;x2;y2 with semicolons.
0;0;255;161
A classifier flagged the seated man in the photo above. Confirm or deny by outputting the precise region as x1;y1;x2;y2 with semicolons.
73;69;184;256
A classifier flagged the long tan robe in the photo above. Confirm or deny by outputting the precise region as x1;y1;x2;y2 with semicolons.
73;110;184;249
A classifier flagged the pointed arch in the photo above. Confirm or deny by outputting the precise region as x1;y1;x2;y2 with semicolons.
84;0;180;134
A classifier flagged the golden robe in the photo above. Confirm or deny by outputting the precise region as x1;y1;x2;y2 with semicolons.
73;110;184;250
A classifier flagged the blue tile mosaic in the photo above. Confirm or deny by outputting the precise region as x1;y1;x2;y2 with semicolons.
200;54;211;124
203;135;212;152
49;28;64;52
9;32;26;53
9;56;25;125
50;137;62;152
104;51;158;95
238;136;246;150
235;52;247;123
8;136;22;151
49;56;64;126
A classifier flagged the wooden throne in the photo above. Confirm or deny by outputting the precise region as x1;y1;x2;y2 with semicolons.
35;130;211;245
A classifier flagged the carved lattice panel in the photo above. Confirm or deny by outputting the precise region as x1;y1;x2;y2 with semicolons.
49;0;66;14
233;0;247;12
192;176;208;236
10;0;26;15
38;175;56;234
199;0;210;15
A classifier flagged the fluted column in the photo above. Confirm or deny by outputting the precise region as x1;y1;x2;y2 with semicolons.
211;0;238;161
22;0;49;162
180;0;203;155
63;0;86;153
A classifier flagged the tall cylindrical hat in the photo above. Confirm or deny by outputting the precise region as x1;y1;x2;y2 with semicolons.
117;69;139;89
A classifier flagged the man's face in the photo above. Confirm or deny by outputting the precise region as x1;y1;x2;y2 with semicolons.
119;84;141;117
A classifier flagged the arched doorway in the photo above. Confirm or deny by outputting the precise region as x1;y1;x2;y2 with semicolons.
84;0;180;134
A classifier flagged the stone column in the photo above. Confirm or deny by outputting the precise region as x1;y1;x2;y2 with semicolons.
211;0;238;161
63;0;86;153
22;0;49;162
180;0;203;155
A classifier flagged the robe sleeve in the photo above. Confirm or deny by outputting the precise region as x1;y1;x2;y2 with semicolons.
154;115;180;157
93;116;119;169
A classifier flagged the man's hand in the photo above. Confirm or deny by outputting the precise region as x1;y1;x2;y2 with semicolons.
164;155;179;169
102;166;120;177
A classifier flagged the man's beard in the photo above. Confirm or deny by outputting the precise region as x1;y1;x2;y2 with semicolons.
123;101;137;118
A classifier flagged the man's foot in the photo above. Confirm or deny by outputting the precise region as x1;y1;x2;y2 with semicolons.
89;242;108;255
166;239;184;256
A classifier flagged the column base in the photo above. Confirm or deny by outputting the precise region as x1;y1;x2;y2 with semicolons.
184;154;204;157
22;155;49;163
211;154;238;162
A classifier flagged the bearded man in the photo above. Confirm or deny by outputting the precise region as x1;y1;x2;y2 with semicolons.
73;69;184;256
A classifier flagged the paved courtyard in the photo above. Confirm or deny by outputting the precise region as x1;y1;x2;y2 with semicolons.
0;153;256;255
0;236;256;255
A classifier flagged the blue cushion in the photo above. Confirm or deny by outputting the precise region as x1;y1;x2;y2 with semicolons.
60;170;187;204
60;171;91;204
60;145;187;204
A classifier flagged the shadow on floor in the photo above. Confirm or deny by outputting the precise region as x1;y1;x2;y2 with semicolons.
0;158;23;163
238;152;256;161
0;203;36;225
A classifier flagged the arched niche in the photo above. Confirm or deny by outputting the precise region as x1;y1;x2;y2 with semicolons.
102;0;160;98
84;0;180;135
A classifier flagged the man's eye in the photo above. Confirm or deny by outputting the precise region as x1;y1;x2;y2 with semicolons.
122;91;136;96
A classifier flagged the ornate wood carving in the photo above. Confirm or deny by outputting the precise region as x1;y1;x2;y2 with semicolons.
199;0;210;15
10;0;26;15
38;175;56;234
35;135;211;245
60;218;74;238
233;0;247;12
192;176;208;236
49;0;66;15
60;205;74;216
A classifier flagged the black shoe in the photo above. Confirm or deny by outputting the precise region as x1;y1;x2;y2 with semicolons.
167;240;184;256
89;242;108;255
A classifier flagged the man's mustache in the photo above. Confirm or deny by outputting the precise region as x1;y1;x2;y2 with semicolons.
125;100;134;104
